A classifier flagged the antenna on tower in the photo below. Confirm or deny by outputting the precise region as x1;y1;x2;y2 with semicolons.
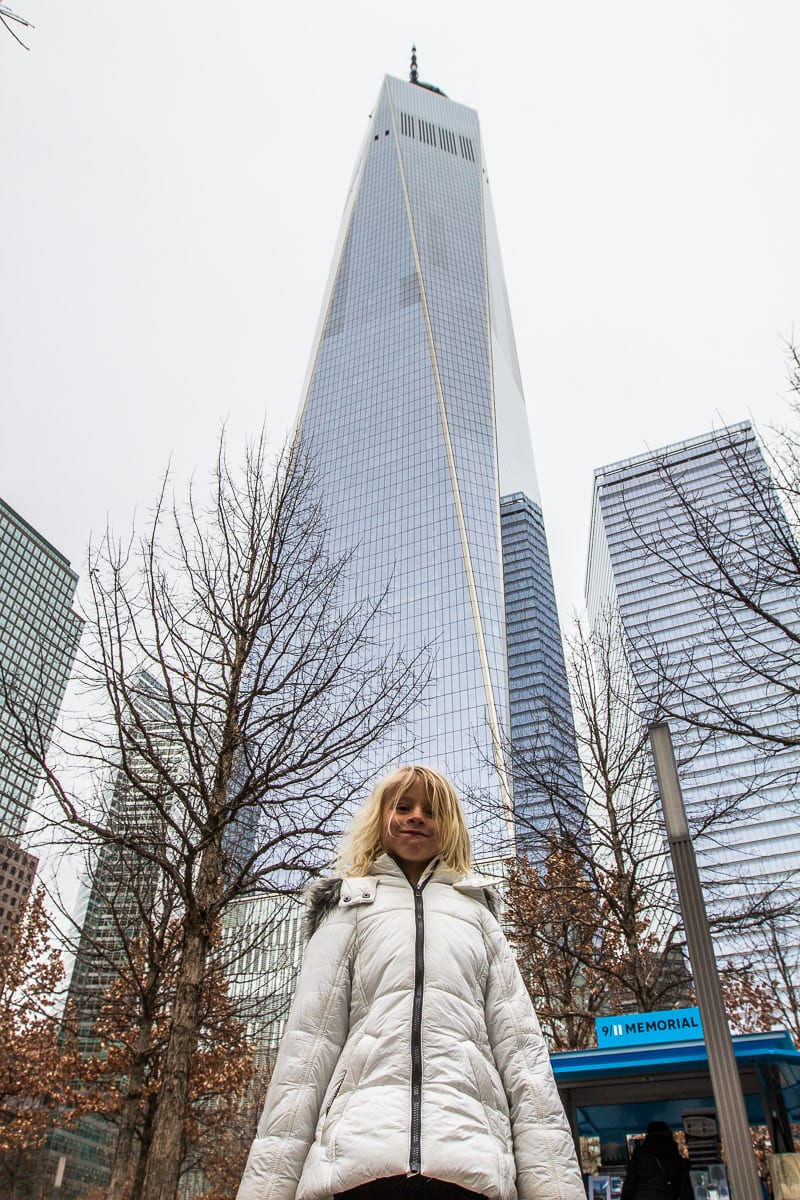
408;44;447;96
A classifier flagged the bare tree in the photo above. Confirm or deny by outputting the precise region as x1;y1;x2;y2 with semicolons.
597;349;800;838
734;910;800;1046
76;854;182;1199
86;919;258;1199
507;611;692;1020
12;434;426;1200
42;802;298;1200
625;419;800;770
591;352;800;1024
502;609;781;1045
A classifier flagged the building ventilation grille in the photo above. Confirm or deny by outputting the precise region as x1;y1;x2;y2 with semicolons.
399;113;477;162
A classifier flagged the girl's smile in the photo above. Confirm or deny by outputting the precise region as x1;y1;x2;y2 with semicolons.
382;777;441;884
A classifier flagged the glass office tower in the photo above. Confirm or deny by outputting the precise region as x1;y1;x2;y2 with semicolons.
0;497;83;840
41;673;187;1197
586;423;800;944
295;71;576;857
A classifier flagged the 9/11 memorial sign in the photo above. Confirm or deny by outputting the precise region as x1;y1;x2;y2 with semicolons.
595;1007;704;1048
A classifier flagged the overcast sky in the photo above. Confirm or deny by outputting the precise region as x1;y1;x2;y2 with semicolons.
3;0;799;627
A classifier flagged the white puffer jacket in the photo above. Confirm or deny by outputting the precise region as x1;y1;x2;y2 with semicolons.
236;856;584;1200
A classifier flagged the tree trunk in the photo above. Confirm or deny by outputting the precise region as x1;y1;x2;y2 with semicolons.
134;1089;159;1199
108;1033;149;1200
137;923;209;1200
138;846;220;1200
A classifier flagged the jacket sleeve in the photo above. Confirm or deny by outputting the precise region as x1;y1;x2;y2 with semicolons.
236;908;356;1200
483;919;585;1200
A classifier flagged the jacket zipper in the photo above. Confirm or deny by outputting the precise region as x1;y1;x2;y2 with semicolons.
324;1072;345;1118
409;874;432;1175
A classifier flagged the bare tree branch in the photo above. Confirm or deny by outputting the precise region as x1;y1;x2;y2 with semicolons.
5;431;427;1200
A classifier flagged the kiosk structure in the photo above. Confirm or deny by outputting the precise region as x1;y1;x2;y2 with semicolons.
551;1031;799;1183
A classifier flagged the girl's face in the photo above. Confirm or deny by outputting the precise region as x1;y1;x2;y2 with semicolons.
381;776;442;885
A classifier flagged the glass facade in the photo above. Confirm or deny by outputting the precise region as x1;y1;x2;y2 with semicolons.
49;673;184;1196
0;497;82;841
0;500;83;1194
586;423;800;951
295;75;572;857
500;493;581;841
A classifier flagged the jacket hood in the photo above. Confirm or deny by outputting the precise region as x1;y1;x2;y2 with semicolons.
303;855;501;939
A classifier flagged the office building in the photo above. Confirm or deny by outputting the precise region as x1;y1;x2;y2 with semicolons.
0;837;38;937
294;63;576;856
500;493;583;834
41;673;181;1198
223;892;305;1063
0;497;82;841
586;422;800;945
0;500;82;1188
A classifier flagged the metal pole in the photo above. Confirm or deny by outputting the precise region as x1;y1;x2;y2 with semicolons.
649;722;762;1200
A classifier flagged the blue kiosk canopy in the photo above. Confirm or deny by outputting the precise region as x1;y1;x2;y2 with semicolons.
550;1030;800;1145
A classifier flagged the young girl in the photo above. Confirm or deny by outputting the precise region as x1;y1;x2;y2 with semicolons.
236;766;584;1200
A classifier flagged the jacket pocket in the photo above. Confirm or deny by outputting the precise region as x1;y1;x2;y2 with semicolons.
323;1070;346;1120
465;1041;509;1120
322;1069;353;1164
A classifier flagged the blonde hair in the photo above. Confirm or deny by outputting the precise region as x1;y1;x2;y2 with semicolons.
336;765;472;878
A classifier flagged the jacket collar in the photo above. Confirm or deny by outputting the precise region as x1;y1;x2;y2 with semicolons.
372;853;440;884
303;855;500;939
372;853;495;892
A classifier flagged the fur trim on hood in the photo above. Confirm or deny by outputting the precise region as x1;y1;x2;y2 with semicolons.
303;878;343;940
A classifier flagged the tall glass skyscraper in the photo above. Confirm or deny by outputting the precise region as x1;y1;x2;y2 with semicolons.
586;423;800;945
0;496;83;840
45;673;190;1198
295;69;576;857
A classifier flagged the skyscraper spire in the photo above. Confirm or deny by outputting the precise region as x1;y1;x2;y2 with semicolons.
409;45;418;84
408;46;447;97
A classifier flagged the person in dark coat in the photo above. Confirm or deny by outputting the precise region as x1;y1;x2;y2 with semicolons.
621;1122;693;1200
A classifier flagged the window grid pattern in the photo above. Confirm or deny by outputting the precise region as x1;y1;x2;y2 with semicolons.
395;80;508;735
0;836;37;934
291;75;573;859
588;424;800;956
296;78;541;855
500;493;583;842
0;498;83;840
55;677;196;1194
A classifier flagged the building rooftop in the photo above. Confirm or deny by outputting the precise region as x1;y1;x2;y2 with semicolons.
408;45;448;97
